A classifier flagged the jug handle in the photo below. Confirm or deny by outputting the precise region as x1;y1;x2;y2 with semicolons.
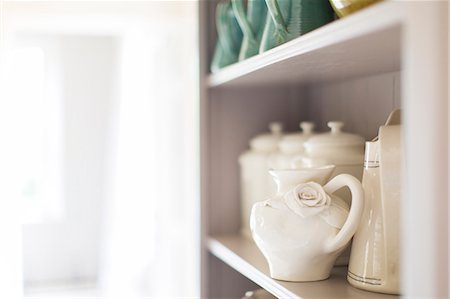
232;0;256;41
323;174;364;254
265;0;288;35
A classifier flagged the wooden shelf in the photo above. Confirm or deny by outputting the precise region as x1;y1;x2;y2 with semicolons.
208;234;399;299
208;1;403;88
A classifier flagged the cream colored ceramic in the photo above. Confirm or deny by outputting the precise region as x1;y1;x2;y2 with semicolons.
250;166;364;282
302;121;365;204
239;122;283;238
348;110;401;295
301;121;365;266
268;122;315;170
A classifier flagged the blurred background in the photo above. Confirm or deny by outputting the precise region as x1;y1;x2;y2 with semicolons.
0;1;199;298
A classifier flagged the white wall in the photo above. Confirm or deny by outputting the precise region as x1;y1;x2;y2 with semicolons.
19;34;117;285
2;2;199;297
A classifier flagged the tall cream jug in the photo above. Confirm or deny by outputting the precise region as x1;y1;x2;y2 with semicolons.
268;122;315;170
239;122;283;238
348;110;401;294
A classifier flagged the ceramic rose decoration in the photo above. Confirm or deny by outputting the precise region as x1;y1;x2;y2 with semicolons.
250;166;364;282
285;182;330;217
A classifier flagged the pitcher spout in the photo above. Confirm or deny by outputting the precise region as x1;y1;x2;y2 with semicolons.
269;165;335;194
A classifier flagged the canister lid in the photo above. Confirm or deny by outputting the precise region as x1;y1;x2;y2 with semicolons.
278;122;315;154
249;122;283;152
304;121;365;150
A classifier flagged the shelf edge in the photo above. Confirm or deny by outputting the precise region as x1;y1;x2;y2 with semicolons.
208;237;301;299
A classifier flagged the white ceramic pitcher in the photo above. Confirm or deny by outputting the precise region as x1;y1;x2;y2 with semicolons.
250;166;364;282
299;122;365;266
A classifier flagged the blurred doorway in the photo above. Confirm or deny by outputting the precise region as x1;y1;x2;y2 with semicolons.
15;34;117;287
1;1;198;297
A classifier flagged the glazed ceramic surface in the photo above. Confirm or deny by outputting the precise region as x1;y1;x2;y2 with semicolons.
293;121;365;266
348;110;401;295
232;0;267;60
239;122;283;238
211;1;243;73
329;0;382;18
268;122;315;170
260;0;334;53
302;121;365;203
251;166;364;282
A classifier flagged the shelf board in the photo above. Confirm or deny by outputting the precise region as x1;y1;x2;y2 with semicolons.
208;234;399;299
208;1;404;88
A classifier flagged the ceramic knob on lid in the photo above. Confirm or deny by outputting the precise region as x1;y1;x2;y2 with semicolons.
278;122;315;154
249;122;283;153
303;121;365;165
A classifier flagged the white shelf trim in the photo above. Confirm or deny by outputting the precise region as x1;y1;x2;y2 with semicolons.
208;235;399;299
208;237;299;298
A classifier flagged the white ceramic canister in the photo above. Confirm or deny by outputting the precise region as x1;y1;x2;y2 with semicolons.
268;122;315;170
239;122;283;238
302;121;365;202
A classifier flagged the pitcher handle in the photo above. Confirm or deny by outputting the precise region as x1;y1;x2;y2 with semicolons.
265;0;288;35
323;174;364;254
